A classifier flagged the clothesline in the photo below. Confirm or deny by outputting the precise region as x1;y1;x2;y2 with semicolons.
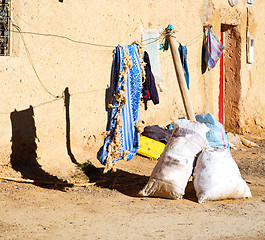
6;17;211;115
11;28;161;48
9;5;204;48
0;88;108;115
8;6;207;49
11;22;203;50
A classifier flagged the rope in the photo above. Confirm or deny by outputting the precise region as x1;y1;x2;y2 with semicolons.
11;29;116;48
0;89;107;115
186;32;204;46
8;6;203;49
1;21;205;116
11;27;163;48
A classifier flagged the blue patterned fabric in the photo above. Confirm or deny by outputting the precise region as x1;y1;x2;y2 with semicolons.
97;44;142;165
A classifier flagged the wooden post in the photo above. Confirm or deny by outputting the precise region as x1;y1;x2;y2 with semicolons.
166;29;196;121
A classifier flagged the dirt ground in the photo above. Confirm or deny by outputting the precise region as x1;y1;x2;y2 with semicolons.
0;135;264;240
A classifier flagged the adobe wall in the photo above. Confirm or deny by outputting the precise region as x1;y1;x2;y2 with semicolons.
201;0;265;134
0;0;264;174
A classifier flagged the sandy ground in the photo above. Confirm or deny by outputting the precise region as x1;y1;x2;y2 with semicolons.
0;137;264;240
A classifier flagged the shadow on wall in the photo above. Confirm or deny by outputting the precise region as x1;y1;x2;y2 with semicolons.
64;87;78;164
10;106;67;190
105;87;111;112
201;28;207;74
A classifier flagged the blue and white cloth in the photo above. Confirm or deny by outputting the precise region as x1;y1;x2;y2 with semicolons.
97;44;142;165
206;28;224;70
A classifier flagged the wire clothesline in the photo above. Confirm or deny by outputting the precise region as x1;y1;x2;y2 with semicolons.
6;4;204;49
11;26;203;48
11;29;117;48
0;88;108;115
11;28;162;48
10;21;165;101
1;17;205;115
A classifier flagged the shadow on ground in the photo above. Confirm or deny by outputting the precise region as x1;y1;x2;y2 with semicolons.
184;181;198;203
80;163;149;197
80;162;198;201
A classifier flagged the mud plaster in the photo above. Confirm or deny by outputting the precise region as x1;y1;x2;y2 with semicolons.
223;25;242;133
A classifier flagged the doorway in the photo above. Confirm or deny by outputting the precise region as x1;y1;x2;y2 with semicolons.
219;25;242;133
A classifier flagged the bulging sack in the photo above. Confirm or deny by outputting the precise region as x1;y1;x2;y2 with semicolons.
139;119;209;199
193;147;252;203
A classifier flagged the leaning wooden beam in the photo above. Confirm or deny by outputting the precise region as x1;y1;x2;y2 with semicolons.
166;26;196;121
0;176;96;187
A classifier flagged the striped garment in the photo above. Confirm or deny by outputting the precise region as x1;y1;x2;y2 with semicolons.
97;44;142;166
206;28;224;70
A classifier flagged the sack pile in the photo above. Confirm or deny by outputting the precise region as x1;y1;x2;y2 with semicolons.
139;119;209;199
139;119;252;203
193;147;252;203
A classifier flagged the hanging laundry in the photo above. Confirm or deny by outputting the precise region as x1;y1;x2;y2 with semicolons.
97;43;144;172
205;27;224;70
141;27;164;85
159;38;169;51
142;51;159;105
178;44;190;90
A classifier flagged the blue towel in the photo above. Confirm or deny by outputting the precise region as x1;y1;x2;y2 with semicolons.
97;44;142;165
178;44;190;90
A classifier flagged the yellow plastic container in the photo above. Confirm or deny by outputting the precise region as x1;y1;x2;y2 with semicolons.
137;136;166;160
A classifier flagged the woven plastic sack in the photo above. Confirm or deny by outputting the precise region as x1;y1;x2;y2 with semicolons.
195;113;229;149
139;119;209;199
193;147;252;203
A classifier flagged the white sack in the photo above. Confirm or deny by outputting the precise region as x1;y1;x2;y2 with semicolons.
193;147;252;203
139;119;209;199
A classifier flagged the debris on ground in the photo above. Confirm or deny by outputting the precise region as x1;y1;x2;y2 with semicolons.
227;132;259;150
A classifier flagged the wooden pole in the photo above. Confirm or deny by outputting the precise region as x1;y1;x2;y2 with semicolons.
166;29;196;121
0;176;96;187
